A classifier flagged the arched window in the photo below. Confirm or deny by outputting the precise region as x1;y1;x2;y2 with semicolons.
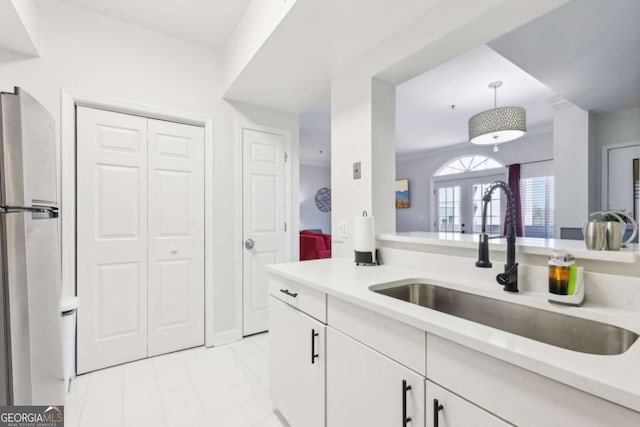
435;155;502;177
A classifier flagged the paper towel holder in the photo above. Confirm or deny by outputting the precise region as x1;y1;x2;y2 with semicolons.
354;211;379;266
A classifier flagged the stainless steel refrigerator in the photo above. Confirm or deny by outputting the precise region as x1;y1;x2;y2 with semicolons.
0;87;64;405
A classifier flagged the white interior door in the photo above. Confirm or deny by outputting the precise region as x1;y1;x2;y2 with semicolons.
77;107;148;374
147;119;205;356
605;144;640;214
242;129;286;336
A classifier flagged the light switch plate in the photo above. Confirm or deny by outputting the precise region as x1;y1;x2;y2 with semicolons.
337;220;348;238
353;162;361;179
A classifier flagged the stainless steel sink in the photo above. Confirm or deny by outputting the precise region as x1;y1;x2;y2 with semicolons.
372;282;638;355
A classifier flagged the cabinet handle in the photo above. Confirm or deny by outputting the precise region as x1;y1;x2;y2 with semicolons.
402;380;412;426
311;329;319;364
280;289;298;298
433;399;444;427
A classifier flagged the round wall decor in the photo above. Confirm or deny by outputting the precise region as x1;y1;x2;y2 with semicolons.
315;187;331;212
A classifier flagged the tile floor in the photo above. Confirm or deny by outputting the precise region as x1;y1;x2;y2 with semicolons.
65;333;288;427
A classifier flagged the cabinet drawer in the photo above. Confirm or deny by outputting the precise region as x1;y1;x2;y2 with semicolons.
427;334;640;427
268;275;326;323
328;296;425;375
426;381;508;427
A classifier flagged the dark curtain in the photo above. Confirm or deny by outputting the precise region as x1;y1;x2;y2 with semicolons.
504;164;523;237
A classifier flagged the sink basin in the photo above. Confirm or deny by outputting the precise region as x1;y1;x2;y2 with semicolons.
372;282;638;355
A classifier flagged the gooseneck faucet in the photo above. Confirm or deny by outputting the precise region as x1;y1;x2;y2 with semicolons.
476;181;519;292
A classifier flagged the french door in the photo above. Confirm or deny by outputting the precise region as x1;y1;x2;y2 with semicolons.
434;173;504;234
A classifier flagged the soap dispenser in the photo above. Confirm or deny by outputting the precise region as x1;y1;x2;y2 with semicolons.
548;250;584;306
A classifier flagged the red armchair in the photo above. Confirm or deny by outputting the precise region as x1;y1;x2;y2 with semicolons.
300;230;332;261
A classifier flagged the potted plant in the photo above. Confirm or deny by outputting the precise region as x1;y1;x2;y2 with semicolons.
599;209;633;223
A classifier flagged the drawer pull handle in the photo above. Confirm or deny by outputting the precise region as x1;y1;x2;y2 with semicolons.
280;289;298;298
311;329;320;364
433;398;444;427
402;380;412;426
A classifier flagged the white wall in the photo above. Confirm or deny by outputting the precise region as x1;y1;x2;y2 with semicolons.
592;107;640;211
395;132;553;232
331;75;396;257
223;0;298;90
10;0;38;52
593;107;640;146
300;164;331;233
0;0;299;345
552;101;590;237
0;0;39;56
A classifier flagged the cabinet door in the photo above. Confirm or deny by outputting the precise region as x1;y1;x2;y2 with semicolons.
327;327;425;427
269;297;325;427
427;381;507;427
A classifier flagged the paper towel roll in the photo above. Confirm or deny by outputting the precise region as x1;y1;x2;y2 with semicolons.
353;214;376;254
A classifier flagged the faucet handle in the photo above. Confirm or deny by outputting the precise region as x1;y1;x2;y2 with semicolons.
497;263;519;292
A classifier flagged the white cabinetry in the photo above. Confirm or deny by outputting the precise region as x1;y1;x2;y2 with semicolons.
426;333;640;427
327;327;425;427
426;381;507;427
269;296;325;427
267;271;640;427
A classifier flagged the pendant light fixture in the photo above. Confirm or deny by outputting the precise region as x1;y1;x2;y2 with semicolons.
468;81;526;152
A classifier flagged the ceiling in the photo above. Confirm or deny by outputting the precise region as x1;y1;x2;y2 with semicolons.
300;45;557;163
59;0;251;48
395;44;555;156
301;0;640;163
489;0;640;114
223;0;454;112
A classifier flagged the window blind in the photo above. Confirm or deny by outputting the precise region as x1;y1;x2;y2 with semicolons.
521;176;554;238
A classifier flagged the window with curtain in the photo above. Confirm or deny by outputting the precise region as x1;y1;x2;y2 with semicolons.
520;176;554;238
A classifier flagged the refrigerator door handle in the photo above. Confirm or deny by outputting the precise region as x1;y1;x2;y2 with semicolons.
0;206;59;218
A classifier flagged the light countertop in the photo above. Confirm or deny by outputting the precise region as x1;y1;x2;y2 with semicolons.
377;231;640;263
267;257;640;413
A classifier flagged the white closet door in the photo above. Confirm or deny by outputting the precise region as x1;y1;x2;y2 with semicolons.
242;129;286;336
147;119;205;356
77;107;148;374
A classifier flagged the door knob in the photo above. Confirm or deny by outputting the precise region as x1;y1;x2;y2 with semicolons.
244;238;255;250
171;247;178;254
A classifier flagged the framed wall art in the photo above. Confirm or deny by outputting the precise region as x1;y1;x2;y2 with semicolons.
396;179;410;208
